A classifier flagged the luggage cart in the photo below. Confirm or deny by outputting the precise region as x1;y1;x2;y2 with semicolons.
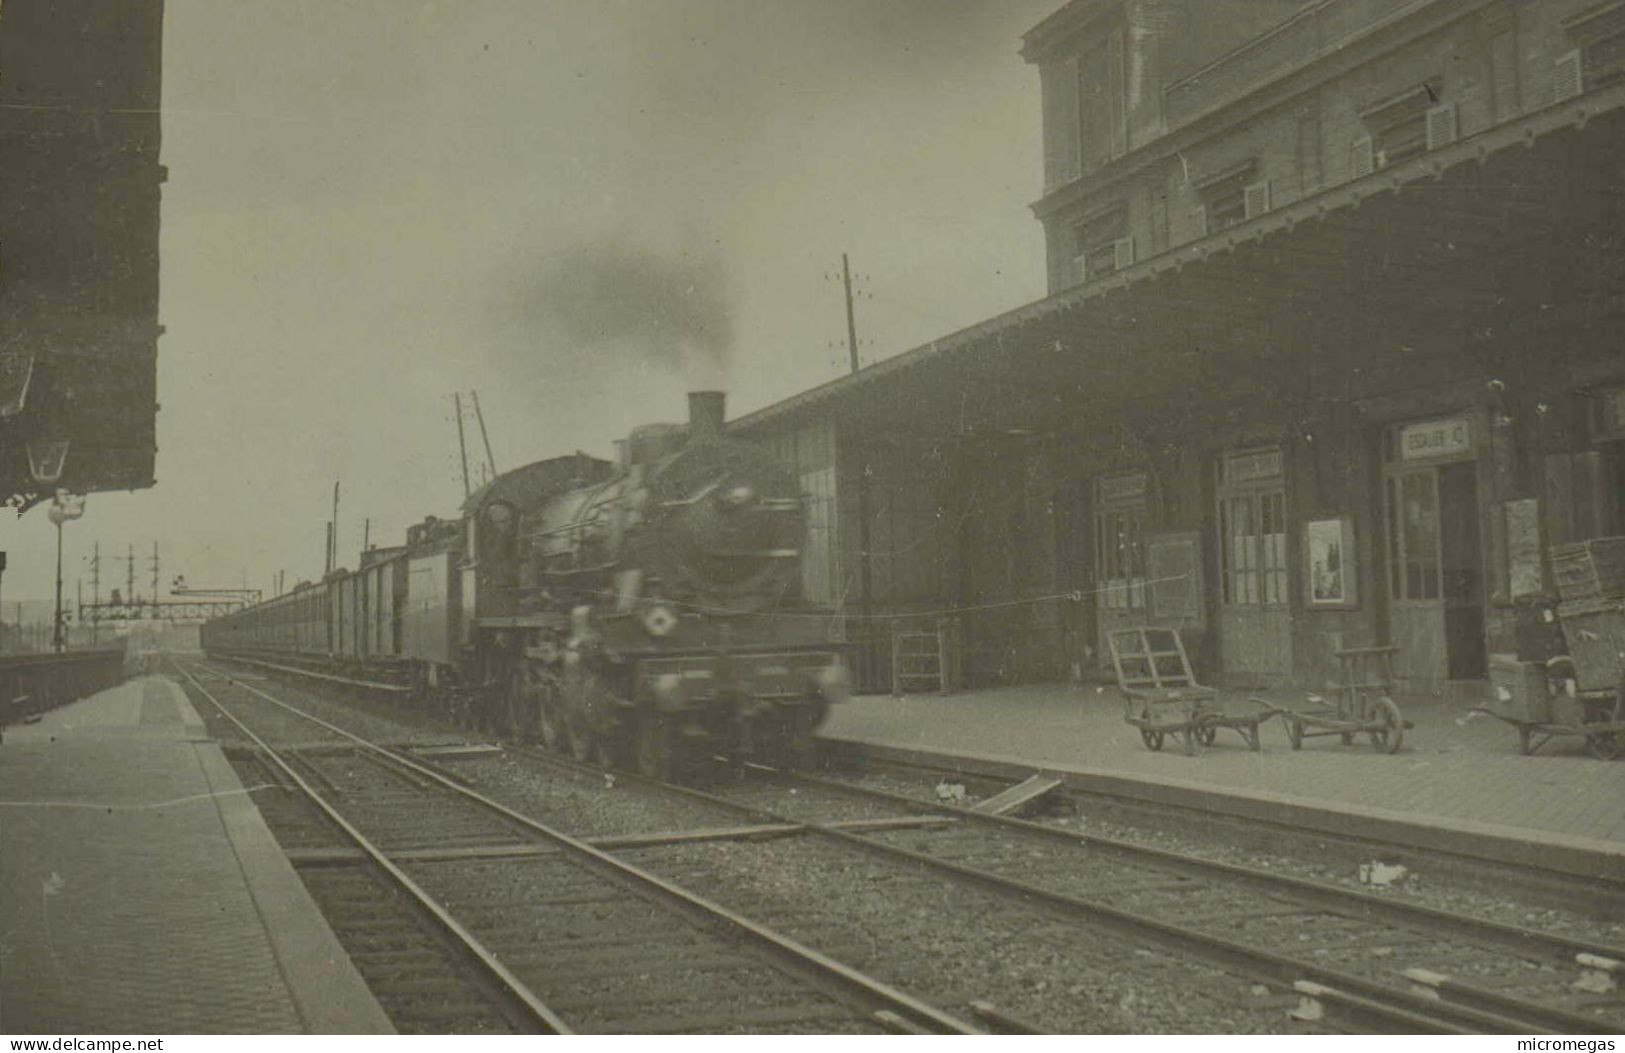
1473;597;1625;760
1279;645;1408;754
1108;627;1280;755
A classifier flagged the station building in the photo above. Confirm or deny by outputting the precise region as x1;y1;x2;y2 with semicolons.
736;0;1625;699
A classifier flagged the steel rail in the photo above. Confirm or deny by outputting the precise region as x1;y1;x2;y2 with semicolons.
764;764;1625;971
209;652;411;694
172;662;573;1035
182;659;982;1035
836;745;1625;907
745;766;1625;1035
508;747;1602;1036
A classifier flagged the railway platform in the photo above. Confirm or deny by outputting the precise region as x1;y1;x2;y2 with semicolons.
821;684;1625;880
0;676;392;1034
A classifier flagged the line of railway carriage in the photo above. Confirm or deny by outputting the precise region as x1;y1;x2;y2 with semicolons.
201;392;849;778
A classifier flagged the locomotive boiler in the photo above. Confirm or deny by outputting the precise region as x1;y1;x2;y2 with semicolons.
202;391;848;779
469;391;848;777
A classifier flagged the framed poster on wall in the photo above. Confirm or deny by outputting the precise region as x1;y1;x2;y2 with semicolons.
1305;517;1357;608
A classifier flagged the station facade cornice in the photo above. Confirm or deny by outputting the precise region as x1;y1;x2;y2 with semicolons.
1029;0;1506;223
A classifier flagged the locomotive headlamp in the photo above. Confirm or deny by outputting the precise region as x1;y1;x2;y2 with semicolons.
652;672;685;711
812;661;851;703
724;484;756;507
641;604;678;637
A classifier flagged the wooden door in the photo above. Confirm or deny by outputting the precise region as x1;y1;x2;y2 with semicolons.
1385;466;1445;687
1094;472;1151;660
1215;449;1291;677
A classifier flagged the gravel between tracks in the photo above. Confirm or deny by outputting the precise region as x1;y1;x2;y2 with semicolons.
616;837;1298;1034
829;770;1625;949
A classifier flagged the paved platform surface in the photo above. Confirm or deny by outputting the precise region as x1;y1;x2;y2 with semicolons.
0;677;392;1034
822;683;1625;853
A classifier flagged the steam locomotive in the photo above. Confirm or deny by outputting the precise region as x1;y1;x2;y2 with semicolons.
201;392;848;777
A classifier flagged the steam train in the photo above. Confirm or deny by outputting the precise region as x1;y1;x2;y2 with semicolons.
201;392;848;777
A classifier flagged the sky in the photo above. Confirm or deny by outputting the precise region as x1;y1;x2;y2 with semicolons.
5;0;1059;612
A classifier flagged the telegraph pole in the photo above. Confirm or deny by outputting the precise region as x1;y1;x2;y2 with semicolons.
331;481;341;571
842;253;861;375
90;542;100;644
472;390;497;480
125;543;136;610
149;542;159;612
842;252;874;658
453;392;472;497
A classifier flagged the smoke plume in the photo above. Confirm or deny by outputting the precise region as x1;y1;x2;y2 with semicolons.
517;242;732;384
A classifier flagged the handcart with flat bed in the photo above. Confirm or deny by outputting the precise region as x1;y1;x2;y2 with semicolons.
1278;645;1409;754
1109;626;1282;755
1472;538;1625;760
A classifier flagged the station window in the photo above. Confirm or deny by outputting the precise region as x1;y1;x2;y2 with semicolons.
1096;473;1149;609
1358;81;1438;168
1562;4;1625;93
1191;160;1257;237
1069;205;1129;285
1216;448;1288;608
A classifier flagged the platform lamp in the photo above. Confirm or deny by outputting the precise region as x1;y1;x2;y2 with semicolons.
47;492;85;653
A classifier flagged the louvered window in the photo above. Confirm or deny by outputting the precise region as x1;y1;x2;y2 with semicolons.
1561;3;1625;97
1425;103;1458;149
1243;180;1271;220
1350;136;1375;178
1555;49;1585;102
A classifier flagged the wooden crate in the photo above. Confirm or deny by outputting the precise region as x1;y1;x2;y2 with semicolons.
1550;537;1625;602
1489;654;1550;723
1556;598;1625;690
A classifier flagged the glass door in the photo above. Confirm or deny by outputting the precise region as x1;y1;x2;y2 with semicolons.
1384;460;1485;685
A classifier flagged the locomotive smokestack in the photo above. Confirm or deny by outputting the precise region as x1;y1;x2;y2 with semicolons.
688;391;726;444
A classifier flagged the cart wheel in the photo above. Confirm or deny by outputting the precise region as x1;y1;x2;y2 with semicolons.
1195;724;1217;747
1586;731;1621;762
1369;697;1403;754
1518;725;1534;756
1287;718;1303;751
1140;729;1165;751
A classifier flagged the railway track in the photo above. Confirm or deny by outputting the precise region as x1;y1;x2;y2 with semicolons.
682;762;1625;1035
183;657;1623;1033
173;660;982;1035
484;737;1623;1034
822;744;1625;921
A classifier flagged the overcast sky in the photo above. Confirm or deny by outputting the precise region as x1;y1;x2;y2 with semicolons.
7;0;1058;611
